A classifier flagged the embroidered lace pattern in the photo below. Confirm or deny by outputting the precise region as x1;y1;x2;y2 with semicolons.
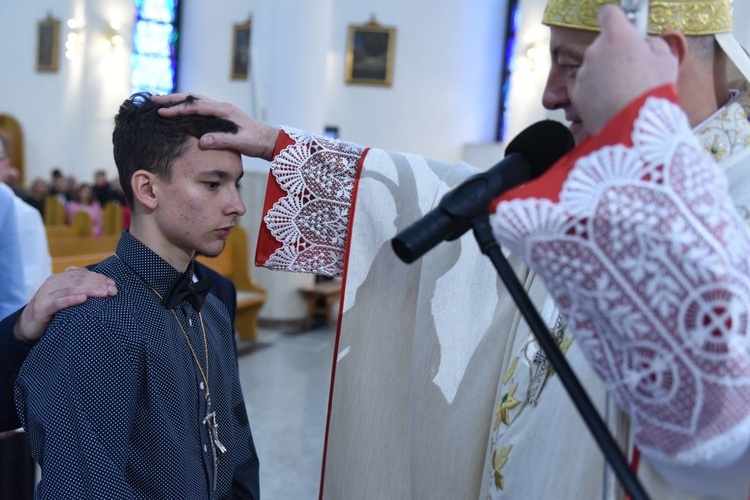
491;98;750;464
263;127;364;276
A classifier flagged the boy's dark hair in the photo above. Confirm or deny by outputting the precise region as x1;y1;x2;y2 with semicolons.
112;92;238;208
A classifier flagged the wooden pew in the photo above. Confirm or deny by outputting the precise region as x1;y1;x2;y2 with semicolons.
45;211;93;239
46;225;76;239
52;252;114;273
102;202;124;236
49;225;266;342
44;196;66;225
298;279;342;329
48;235;120;257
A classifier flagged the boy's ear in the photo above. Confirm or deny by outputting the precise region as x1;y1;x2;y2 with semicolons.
131;170;159;211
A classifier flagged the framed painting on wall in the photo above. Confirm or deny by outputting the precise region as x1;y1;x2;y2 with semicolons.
345;17;396;86
37;15;60;73
231;18;252;80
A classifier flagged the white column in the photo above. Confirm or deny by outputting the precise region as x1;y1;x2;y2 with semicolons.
241;0;334;324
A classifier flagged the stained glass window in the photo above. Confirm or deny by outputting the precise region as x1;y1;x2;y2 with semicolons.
496;0;519;142
131;0;180;95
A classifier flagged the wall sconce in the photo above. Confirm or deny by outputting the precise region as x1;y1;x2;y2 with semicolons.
65;18;84;60
517;34;542;72
101;20;124;51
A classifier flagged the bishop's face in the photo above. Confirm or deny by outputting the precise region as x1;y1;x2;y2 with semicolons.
150;137;246;270
542;26;599;144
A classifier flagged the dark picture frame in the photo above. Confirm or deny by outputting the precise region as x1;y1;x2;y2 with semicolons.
345;18;396;86
36;15;60;73
231;19;252;80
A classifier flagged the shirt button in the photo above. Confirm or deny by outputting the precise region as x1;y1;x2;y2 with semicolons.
200;382;205;390
204;445;208;453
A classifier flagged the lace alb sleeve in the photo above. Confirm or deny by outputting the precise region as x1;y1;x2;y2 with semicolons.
261;127;366;277
491;97;750;465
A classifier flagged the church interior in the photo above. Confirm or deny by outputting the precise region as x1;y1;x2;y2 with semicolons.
2;0;750;497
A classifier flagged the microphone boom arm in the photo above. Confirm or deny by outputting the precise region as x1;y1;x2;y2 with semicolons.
392;153;530;263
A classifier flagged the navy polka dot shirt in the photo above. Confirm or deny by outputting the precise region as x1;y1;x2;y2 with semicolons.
15;231;259;499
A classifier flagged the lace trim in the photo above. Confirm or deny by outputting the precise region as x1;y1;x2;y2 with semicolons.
263;127;365;276
492;97;750;464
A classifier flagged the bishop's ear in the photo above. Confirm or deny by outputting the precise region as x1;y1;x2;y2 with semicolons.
131;170;159;210
659;29;689;63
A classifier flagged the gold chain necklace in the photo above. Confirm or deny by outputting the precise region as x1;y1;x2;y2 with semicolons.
150;287;227;493
114;254;227;491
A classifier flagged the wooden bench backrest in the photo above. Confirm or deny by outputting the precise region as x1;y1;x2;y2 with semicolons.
46;225;75;239
102;203;124;236
48;224;262;293
48;234;120;257
45;211;93;239
71;211;92;236
44;196;66;225
52;252;114;273
47;224;265;342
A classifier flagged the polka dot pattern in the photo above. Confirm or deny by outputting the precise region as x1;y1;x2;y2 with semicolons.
15;231;259;499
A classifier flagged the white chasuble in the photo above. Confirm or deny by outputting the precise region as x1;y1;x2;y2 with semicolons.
257;128;544;499
255;83;750;500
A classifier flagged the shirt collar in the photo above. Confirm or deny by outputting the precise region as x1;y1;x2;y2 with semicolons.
115;230;195;299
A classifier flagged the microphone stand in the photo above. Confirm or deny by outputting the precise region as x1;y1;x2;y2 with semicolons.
470;211;650;500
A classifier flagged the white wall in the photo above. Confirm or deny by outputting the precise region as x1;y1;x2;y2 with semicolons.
0;0;507;185
0;0;132;186
324;0;504;159
5;0;746;319
0;0;509;321
732;0;750;48
177;0;258;114
4;1;750;184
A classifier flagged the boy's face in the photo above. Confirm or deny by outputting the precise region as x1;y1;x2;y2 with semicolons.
151;137;246;265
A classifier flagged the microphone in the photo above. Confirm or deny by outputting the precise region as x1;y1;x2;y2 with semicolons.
391;120;574;264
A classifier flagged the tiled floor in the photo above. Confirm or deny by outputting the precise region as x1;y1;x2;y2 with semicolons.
237;325;335;499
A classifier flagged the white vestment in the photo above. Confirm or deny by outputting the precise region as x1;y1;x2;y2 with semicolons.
259;130;538;499
256;86;750;499
0;183;51;301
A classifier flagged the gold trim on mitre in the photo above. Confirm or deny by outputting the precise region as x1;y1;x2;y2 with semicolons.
542;0;733;35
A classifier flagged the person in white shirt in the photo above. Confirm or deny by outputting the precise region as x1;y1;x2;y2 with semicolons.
0;135;51;300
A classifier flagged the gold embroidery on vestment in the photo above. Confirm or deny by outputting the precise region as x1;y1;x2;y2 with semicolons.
494;385;521;430
502;357;519;385
492;445;513;491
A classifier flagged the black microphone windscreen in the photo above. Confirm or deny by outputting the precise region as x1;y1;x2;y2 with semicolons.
504;120;574;179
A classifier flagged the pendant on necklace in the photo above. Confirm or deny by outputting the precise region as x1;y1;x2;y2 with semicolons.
204;395;228;491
